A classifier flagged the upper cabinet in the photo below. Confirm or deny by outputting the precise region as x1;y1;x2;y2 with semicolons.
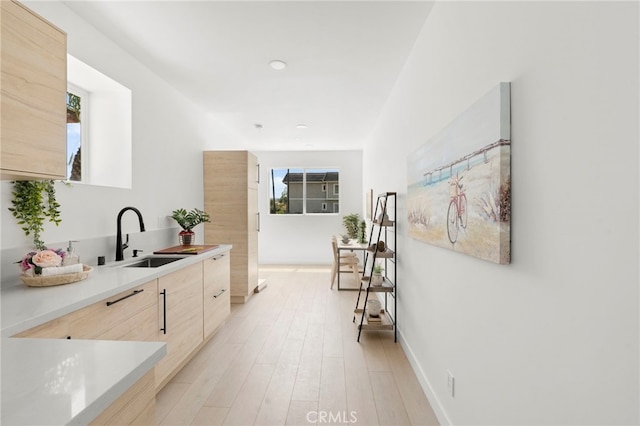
1;0;67;180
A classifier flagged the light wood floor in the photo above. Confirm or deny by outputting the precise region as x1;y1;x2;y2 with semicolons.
156;265;439;426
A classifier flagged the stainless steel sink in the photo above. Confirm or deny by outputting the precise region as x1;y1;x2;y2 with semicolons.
125;256;186;268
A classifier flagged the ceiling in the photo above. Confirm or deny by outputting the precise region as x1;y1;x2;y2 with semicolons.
63;1;433;151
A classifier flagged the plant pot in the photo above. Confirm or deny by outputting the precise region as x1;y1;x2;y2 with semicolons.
371;273;383;287
367;299;382;316
179;231;195;245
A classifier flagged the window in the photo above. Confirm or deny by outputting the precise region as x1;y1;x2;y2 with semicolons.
66;84;88;182
333;184;339;195
269;168;340;215
67;54;132;188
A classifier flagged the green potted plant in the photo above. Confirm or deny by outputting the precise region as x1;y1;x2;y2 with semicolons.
170;208;211;245
342;213;361;240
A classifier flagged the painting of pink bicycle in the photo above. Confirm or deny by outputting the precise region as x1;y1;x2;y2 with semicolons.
407;83;511;264
447;173;467;244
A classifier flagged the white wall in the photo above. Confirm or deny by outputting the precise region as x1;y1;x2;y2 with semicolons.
365;2;639;425
256;151;363;264
1;2;235;258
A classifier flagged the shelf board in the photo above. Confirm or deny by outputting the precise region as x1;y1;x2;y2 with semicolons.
359;277;394;292
366;248;395;258
356;310;394;330
372;219;395;227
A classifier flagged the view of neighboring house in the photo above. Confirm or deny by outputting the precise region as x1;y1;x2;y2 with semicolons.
283;171;339;213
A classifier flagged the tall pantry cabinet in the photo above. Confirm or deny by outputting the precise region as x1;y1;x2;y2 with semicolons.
203;151;259;304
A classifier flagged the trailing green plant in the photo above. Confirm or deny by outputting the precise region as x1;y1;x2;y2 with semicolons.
8;180;62;250
342;213;361;239
171;208;211;232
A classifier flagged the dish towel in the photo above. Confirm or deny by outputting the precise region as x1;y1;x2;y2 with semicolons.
39;264;84;277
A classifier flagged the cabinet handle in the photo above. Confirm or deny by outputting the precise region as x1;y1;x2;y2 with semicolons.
213;288;227;299
211;254;225;261
256;163;260;184
160;289;167;334
106;289;144;306
257;212;260;232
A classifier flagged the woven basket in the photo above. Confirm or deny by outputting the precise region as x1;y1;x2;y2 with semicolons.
20;265;93;287
449;182;459;197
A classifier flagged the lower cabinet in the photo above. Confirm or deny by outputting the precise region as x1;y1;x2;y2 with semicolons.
155;262;204;389
89;370;156;426
12;251;232;419
203;252;231;338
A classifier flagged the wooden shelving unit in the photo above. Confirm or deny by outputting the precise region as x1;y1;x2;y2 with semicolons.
353;192;397;342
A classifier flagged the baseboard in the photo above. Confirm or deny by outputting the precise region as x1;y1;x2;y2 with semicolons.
397;328;453;426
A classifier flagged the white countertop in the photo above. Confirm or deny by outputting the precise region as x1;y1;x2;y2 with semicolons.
1;244;232;337
1;338;166;425
0;244;231;425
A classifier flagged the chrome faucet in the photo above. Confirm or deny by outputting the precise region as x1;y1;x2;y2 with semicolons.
116;206;146;261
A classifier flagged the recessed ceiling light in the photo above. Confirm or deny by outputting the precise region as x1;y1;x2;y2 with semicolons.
254;123;263;129
269;60;287;71
296;124;308;129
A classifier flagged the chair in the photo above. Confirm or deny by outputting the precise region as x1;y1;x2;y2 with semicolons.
331;237;361;289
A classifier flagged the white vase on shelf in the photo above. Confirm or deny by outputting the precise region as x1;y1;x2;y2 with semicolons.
371;273;383;286
367;299;382;317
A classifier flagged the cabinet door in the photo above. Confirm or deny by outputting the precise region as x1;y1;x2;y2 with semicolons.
247;151;259;190
1;0;67;180
14;280;158;341
156;262;203;388
247;187;259;294
203;253;231;338
92;281;159;342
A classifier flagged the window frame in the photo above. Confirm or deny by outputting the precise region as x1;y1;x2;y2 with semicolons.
269;167;340;216
66;82;90;183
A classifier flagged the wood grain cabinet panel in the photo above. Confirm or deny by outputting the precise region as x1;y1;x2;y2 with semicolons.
13;315;71;339
14;280;158;341
203;252;231;338
1;0;67;180
92;281;159;342
89;370;156;426
203;151;259;303
156;262;204;389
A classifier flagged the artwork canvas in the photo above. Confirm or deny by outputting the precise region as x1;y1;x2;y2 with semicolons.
407;83;511;264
